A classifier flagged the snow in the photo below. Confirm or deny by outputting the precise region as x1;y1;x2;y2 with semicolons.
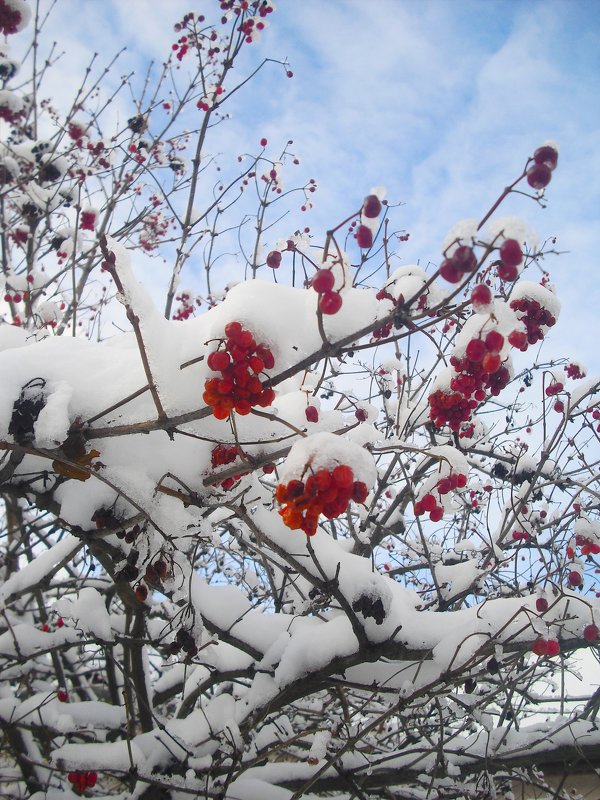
0;534;81;608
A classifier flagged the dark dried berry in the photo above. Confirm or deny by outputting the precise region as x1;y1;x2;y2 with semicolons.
8;379;46;444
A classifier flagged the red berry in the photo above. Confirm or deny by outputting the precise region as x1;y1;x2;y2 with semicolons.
465;338;486;362
305;405;319;423
57;689;69;702
332;465;354;489
546;639;560;657
362;194;382;218
533;145;558;171
554;400;565;413
207;350;231;371
485;330;504;353
266;250;282;269
583;624;599;643
535;597;548;613
452;245;477;273
355;408;368;422
527;162;552;190
508;330;528;349
429;507;444;522
319;291;342;315
260;137;267;146
351;481;368;503
531;637;548;656
312;269;335;294
13;293;21;303
439;258;462;283
497;263;518;282
355;225;373;249
437;478;452;495
471;284;492;310
568;570;582;587
482;352;501;374
225;321;243;340
499;239;523;267
421;494;437;512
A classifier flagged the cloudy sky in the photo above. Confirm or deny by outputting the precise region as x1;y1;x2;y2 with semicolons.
37;0;600;372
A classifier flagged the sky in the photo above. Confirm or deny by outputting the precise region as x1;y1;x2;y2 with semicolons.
34;0;600;373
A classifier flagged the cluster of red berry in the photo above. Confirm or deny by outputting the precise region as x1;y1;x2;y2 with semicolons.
41;616;64;633
210;444;247;490
590;407;600;433
312;268;343;315
211;444;238;467
565;363;585;380
429;331;509;431
203;322;275;419
545;380;565;412
566;534;600;560
80;210;96;231
276;465;368;536
414;472;467;521
3;289;30;303
172;291;201;321
67;771;97;794
354;194;382;250
373;287;402;339
439;244;478;284
509;297;557;348
526;144;558;190
0;0;26;36
531;637;560;657
495;239;524;283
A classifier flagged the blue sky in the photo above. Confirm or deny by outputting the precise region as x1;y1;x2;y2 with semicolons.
38;0;600;372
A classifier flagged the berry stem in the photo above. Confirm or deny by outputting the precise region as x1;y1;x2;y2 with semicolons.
477;164;530;232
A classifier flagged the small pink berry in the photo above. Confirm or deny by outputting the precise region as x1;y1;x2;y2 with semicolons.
536;597;548;613
260;138;267;146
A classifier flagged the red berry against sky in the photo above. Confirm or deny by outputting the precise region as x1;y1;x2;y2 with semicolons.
527;162;552;190
266;250;282;268
355;225;373;249
533;144;558;171
362;194;382;218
